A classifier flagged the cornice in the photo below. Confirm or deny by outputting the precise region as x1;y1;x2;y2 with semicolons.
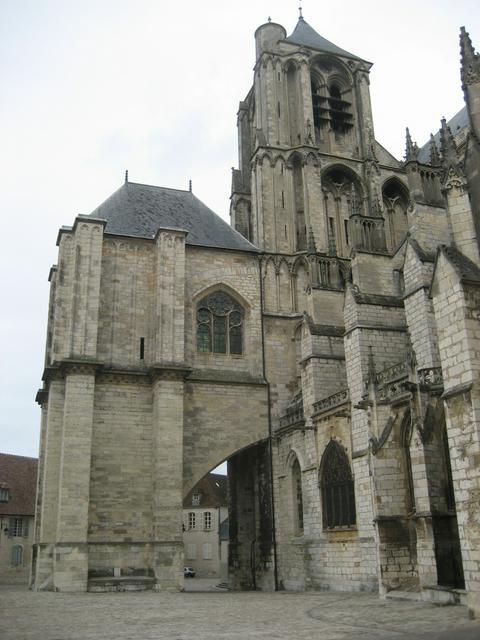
149;363;192;382
35;388;49;406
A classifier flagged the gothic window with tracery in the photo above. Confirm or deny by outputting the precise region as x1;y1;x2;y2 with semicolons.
320;441;356;529
382;179;409;250
196;291;243;355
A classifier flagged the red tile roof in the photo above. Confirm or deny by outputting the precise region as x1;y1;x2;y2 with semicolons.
0;453;38;516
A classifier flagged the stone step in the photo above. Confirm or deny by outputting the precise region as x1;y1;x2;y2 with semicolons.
385;590;422;602
386;587;465;606
88;576;156;593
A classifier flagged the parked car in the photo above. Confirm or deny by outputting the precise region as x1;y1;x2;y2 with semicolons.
184;567;196;578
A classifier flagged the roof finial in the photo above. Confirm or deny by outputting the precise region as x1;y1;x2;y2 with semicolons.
267;16;271;23
429;133;440;165
460;26;480;91
189;179;192;192
298;1;303;19
440;117;461;175
125;169;128;183
405;127;419;162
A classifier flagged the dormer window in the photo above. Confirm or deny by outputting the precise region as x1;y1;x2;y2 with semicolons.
192;492;201;506
0;488;9;502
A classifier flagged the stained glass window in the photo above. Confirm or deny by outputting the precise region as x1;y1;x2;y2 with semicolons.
320;441;356;529
196;292;243;355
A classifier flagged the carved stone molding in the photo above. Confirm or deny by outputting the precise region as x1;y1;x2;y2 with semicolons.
150;364;192;382
418;367;443;390
59;360;101;376
313;389;350;417
42;365;65;383
442;166;467;193
97;371;151;386
35;388;49;406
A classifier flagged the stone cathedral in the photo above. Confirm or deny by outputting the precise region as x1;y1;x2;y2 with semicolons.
32;15;480;618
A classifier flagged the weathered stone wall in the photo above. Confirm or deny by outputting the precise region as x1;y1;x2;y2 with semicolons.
183;381;269;494
96;238;155;366
408;204;451;252
274;413;377;592
88;376;153;544
432;256;480;616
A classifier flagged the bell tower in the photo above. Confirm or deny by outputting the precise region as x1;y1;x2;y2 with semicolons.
230;14;385;258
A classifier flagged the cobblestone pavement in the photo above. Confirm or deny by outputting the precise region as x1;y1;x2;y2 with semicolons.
1;585;480;640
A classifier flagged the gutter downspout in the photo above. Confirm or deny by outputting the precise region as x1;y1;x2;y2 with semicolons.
258;253;279;591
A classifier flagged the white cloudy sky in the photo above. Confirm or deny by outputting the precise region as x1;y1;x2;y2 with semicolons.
1;0;479;460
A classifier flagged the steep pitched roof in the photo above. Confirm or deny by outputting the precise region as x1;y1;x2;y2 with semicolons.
0;454;38;516
285;18;364;61
89;182;258;252
183;473;228;508
417;106;469;164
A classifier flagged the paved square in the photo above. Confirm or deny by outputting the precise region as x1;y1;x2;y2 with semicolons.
1;585;480;640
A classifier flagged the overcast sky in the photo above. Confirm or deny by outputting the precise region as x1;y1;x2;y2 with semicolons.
1;0;479;462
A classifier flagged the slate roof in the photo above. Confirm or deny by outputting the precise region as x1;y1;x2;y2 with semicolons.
408;237;436;263
441;245;480;284
285;17;364;62
417;106;470;164
89;182;258;252
350;287;404;308
183;473;228;509
0;454;38;516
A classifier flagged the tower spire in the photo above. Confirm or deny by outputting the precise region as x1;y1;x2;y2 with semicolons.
460;26;480;91
298;0;303;20
405;127;418;162
429;133;440;165
440;117;459;170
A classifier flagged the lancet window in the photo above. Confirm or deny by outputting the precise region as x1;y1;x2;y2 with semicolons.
196;291;243;355
382;179;409;250
322;167;364;257
320;441;356;529
292;457;304;534
310;59;353;142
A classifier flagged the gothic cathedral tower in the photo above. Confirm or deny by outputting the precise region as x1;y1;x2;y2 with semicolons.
230;15;401;260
